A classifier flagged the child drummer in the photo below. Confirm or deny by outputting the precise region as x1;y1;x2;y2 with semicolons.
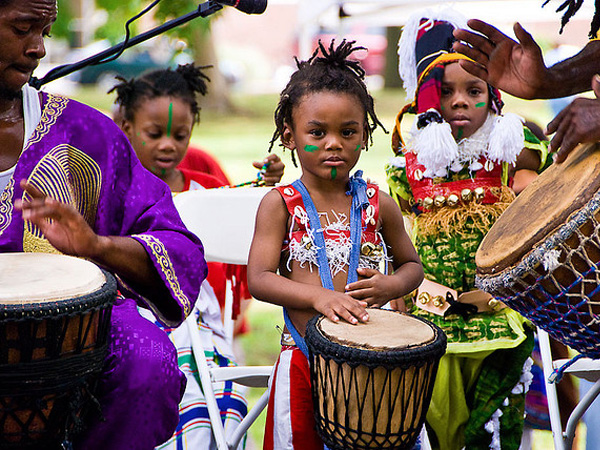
385;9;548;450
247;40;424;449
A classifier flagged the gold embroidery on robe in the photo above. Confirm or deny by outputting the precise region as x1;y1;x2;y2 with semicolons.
133;233;191;316
23;144;102;253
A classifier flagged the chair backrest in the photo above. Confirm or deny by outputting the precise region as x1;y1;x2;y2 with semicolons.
174;187;272;265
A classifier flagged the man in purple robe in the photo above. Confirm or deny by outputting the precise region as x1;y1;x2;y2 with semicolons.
0;1;207;448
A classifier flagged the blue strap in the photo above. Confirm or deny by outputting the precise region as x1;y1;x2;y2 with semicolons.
284;173;369;359
346;171;369;284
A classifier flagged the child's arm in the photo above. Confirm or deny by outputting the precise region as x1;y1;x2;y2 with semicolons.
345;192;424;308
247;190;369;325
511;147;542;194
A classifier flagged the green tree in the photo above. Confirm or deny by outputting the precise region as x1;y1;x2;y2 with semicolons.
92;0;232;112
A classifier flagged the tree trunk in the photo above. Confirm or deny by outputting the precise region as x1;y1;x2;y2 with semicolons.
190;27;233;114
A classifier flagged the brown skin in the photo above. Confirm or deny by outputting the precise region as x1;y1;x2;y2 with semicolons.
247;91;423;336
453;19;600;163
4;1;177;320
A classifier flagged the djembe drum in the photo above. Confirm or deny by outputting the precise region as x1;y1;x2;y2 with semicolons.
0;253;115;449
476;142;600;358
305;308;446;450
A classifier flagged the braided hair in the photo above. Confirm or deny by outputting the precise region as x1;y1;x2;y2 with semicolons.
543;0;600;38
270;39;386;166
110;63;210;124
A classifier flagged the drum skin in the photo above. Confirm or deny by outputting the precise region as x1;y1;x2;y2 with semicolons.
305;308;446;450
476;143;600;357
0;253;116;449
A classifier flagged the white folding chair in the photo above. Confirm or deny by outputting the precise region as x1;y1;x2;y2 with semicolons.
538;328;600;450
174;187;274;450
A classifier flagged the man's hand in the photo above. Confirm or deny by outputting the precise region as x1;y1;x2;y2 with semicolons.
15;180;103;257
453;20;547;99
547;75;600;163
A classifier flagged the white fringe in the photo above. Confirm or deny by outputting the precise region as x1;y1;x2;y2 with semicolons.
484;409;503;450
398;8;469;101
542;249;562;272
413;115;458;177
487;113;524;165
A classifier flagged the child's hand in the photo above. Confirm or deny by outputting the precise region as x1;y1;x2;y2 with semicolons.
312;290;369;325
253;154;285;186
345;267;399;307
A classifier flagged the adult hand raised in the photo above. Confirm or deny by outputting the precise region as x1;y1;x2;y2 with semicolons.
453;19;548;99
547;75;600;163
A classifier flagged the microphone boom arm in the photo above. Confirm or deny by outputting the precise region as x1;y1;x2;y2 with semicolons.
30;0;224;89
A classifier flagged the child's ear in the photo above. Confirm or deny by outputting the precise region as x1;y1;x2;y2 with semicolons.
281;122;296;150
121;120;134;140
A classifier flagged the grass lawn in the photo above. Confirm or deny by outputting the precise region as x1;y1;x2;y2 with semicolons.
68;84;577;449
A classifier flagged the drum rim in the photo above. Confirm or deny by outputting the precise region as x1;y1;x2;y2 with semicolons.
305;310;447;369
475;190;600;294
0;269;116;321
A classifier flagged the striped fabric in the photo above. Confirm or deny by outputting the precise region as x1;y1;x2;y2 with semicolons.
140;282;248;450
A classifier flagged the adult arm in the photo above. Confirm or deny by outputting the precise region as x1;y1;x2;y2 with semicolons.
453;19;600;99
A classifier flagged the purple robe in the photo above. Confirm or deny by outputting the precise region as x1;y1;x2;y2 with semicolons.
0;92;207;449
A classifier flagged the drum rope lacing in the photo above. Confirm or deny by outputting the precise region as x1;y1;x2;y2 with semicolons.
476;192;600;370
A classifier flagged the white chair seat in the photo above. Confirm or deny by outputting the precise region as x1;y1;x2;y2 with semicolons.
175;187;274;450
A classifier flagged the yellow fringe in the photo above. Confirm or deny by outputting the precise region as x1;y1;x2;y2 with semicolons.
416;186;516;237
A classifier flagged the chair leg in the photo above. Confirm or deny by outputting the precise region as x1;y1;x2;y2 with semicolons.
564;379;600;450
538;329;565;450
228;389;270;450
186;314;229;450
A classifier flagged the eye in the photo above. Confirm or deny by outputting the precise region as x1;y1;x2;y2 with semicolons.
147;131;161;139
309;129;324;138
441;87;451;97
13;26;30;36
469;88;482;96
175;133;189;142
342;129;357;138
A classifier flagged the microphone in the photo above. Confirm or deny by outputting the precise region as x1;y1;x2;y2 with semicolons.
214;0;267;14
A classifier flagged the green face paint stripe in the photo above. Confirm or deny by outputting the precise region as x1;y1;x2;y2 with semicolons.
475;102;486;108
457;127;464;139
304;145;318;152
142;141;146;146
166;102;173;137
331;167;337;179
355;144;361;152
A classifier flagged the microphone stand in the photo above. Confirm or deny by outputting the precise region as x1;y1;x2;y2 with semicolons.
30;0;224;89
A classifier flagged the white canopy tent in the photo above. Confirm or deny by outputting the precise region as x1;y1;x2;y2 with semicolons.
296;0;596;58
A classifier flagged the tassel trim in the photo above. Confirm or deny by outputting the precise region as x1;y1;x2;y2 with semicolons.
415;186;515;237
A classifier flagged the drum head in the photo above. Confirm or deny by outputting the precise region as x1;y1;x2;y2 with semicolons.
0;253;106;304
477;143;600;274
318;308;435;351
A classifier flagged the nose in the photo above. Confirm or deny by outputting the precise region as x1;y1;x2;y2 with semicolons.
325;134;343;151
452;92;468;109
25;34;46;61
158;136;177;153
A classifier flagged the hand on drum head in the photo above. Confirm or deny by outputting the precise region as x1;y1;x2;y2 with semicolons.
547;75;600;163
452;20;547;100
345;267;401;308
15;180;104;258
313;289;369;325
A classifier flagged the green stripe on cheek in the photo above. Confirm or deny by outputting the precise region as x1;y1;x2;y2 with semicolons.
475;102;486;108
355;144;361;152
304;145;319;153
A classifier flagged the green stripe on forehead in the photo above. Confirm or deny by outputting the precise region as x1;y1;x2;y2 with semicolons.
166;102;173;137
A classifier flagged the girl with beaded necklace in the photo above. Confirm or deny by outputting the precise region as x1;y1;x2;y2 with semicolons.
386;9;549;450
